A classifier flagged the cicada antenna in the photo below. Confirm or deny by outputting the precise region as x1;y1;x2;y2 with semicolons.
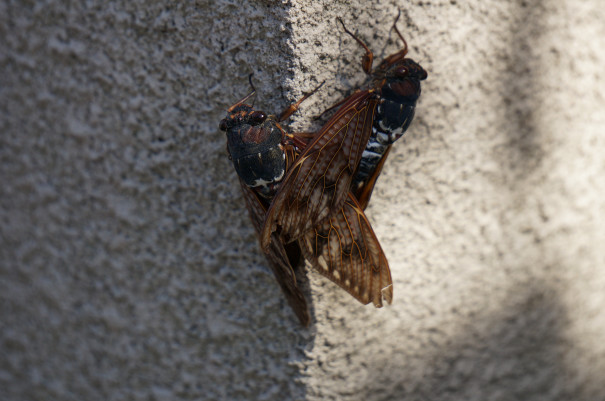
247;73;258;107
247;73;256;92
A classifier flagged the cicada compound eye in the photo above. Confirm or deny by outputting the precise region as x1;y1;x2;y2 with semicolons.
419;68;428;80
249;111;267;125
219;119;228;131
395;66;408;77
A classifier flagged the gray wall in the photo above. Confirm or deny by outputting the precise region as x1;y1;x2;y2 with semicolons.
2;1;604;400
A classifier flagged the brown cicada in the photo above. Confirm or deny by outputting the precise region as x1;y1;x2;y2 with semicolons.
219;77;391;326
261;11;427;254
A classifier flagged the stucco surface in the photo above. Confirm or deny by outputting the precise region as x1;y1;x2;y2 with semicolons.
1;1;604;400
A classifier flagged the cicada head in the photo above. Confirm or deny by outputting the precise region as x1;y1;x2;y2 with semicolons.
374;58;427;105
372;9;427;98
219;104;286;198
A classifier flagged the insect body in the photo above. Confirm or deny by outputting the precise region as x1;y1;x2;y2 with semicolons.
220;104;286;199
220;80;392;325
220;83;313;325
261;11;427;250
342;12;428;209
354;56;427;206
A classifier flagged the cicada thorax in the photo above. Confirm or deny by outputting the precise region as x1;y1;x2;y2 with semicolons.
220;104;289;199
374;58;427;143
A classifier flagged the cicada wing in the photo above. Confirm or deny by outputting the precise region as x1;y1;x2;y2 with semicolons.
261;91;378;249
352;145;392;211
239;180;310;326
264;234;310;326
299;193;392;307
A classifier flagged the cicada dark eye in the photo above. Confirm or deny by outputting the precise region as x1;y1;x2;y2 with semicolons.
395;66;408;76
219;119;228;131
249;111;267;125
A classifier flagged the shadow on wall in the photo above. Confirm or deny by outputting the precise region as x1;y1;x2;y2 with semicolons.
0;0;316;399
195;2;317;400
358;2;600;400
497;0;548;181
370;281;590;401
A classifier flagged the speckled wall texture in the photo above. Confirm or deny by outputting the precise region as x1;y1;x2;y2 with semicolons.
1;1;604;400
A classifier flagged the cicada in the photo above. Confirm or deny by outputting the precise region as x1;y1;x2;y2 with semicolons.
260;11;427;250
219;78;392;326
343;12;428;209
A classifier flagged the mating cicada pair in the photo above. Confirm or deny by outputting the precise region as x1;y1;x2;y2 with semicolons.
219;13;427;326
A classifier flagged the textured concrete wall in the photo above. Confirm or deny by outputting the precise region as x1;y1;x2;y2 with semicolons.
1;1;604;400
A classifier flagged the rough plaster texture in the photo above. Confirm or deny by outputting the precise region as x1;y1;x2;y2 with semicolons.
1;0;604;400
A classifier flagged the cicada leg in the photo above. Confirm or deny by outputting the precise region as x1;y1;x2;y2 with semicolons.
226;73;257;112
337;17;374;74
286;132;316;151
312;89;371;121
278;81;325;122
391;9;408;52
380;10;410;66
